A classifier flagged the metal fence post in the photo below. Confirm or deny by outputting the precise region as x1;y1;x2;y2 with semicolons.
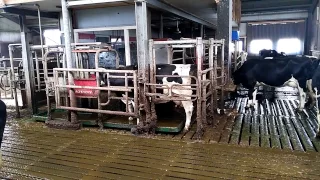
61;0;78;124
19;15;37;114
8;46;20;118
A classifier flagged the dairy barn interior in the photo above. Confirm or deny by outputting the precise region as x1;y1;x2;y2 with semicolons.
1;0;320;179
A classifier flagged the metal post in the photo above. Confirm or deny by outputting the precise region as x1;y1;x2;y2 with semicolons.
19;15;37;114
124;29;131;66
209;38;215;117
196;37;203;139
200;24;204;38
36;4;45;63
135;0;151;130
8;46;20;118
234;40;239;71
217;0;232;80
220;39;225;109
135;0;149;86
61;0;78;123
34;51;41;91
160;14;164;38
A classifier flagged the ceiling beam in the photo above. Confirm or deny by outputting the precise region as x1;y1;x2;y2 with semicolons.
67;0;130;7
242;0;312;13
146;0;216;29
0;12;19;24
2;7;59;19
242;5;311;13
241;10;308;22
1;0;43;6
310;0;319;13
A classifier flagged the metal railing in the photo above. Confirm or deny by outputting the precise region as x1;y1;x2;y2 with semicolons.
147;37;225;135
53;68;138;117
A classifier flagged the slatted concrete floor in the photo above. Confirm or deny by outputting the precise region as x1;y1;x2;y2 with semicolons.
1;120;320;179
174;98;320;152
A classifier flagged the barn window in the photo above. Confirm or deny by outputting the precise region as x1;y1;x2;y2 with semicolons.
249;39;272;54
276;38;301;55
231;41;243;53
238;41;243;52
111;38;122;43
43;29;61;45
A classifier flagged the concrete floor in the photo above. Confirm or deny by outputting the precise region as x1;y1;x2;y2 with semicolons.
1;116;320;179
173;98;320;152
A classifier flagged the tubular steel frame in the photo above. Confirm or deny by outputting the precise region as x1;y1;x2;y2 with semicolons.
45;45;138;126
147;37;225;138
11;35;226;138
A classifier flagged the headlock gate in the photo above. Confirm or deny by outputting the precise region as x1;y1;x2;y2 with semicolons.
39;38;226;139
140;38;225;138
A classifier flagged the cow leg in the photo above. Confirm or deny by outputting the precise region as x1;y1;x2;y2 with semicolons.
296;87;306;112
182;101;194;132
121;95;136;123
246;89;254;109
130;101;140;125
246;88;257;110
305;92;316;109
306;80;316;109
127;103;134;124
252;88;258;109
317;110;320;138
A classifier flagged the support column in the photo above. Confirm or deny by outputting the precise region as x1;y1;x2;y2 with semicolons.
134;0;153;133
160;14;164;38
61;0;78;123
135;0;149;70
19;15;36;114
217;0;232;80
200;24;204;38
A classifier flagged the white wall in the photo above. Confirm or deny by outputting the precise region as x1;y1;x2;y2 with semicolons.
74;6;136;29
239;23;246;37
0;31;20;42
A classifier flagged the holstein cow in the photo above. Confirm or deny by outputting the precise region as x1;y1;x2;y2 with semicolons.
232;56;319;111
101;64;197;132
0;100;7;167
306;59;320;137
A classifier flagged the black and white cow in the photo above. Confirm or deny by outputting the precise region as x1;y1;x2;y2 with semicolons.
101;64;197;131
0;100;7;167
306;60;320;136
232;56;319;111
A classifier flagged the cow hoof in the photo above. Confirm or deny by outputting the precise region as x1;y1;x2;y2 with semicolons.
183;128;189;133
295;108;303;113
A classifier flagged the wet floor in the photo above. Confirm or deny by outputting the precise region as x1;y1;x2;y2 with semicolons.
176;97;320;152
1;113;320;179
